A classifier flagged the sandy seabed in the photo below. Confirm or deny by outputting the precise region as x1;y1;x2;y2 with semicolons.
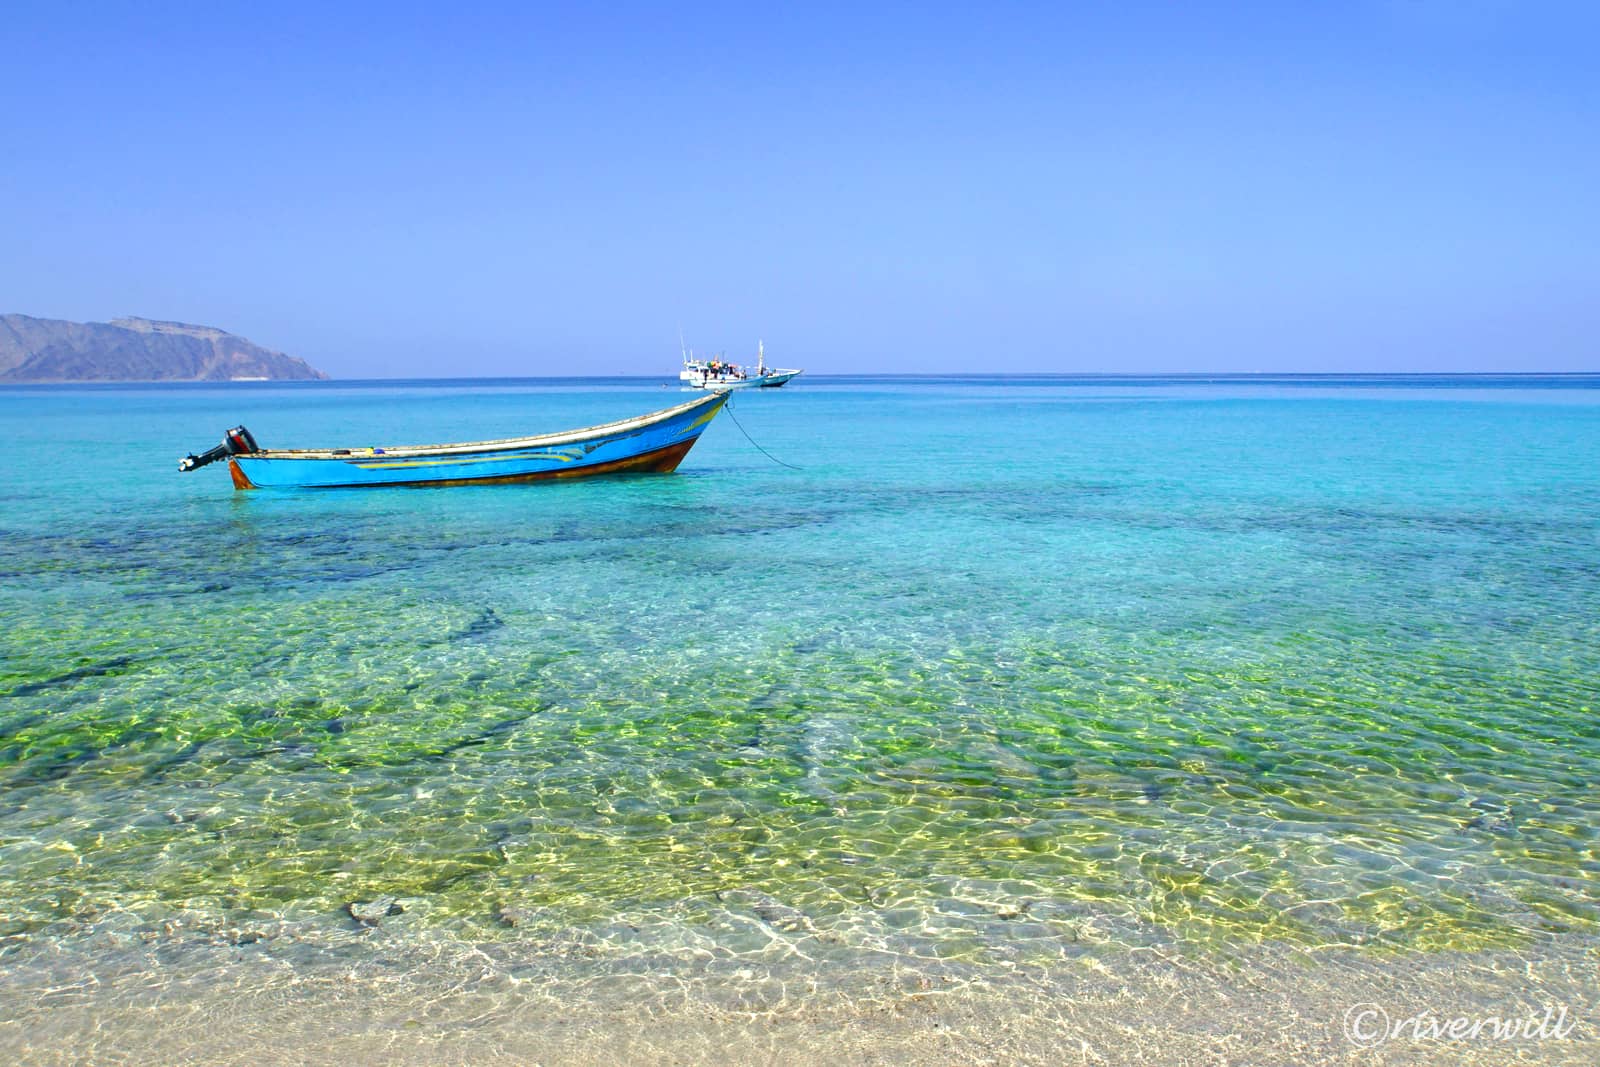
2;926;1595;1066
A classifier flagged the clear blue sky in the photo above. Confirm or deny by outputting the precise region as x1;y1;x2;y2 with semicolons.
2;1;1596;376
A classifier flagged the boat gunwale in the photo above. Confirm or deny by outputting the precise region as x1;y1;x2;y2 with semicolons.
244;391;725;462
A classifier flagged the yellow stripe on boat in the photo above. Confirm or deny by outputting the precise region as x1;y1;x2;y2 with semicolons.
352;449;584;470
675;396;727;437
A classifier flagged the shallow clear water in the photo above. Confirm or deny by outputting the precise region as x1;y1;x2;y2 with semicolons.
2;375;1599;1059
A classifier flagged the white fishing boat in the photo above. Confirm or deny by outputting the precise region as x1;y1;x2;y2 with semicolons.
680;341;802;390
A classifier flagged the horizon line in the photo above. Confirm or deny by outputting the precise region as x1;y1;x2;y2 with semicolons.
6;369;1599;386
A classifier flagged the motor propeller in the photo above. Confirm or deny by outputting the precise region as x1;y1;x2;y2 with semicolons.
179;426;260;472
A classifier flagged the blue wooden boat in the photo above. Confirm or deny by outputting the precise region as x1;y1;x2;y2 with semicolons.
179;391;727;490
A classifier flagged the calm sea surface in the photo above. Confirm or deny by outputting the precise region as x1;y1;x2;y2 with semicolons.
2;375;1598;1061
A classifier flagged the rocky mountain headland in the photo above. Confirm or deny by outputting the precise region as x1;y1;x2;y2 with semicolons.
0;314;328;382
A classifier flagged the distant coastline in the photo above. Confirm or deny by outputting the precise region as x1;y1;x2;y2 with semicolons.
0;314;326;382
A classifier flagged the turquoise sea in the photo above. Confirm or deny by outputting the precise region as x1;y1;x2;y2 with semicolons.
2;375;1598;1064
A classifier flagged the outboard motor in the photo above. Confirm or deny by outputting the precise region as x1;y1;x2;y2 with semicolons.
179;426;260;472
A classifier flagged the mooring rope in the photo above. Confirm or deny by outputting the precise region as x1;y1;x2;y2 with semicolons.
723;397;804;471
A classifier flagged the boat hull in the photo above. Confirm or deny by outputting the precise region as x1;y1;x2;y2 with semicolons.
227;392;726;490
681;368;803;390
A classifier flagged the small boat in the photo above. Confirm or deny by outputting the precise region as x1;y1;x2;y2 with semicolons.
680;340;802;390
179;391;727;490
